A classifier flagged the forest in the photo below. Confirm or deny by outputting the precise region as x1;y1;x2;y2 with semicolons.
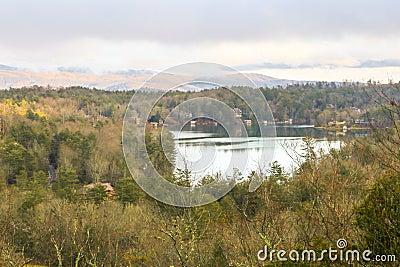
0;83;399;266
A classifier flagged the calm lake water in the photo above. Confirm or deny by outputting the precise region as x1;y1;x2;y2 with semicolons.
171;125;363;181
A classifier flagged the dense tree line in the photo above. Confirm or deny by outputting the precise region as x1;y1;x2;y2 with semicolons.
150;82;399;126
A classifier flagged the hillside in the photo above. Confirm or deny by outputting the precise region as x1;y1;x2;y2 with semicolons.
0;64;296;90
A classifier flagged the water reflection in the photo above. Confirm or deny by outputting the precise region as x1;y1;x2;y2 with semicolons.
172;125;357;180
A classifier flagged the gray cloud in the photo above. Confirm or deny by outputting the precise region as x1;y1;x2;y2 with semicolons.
236;62;293;70
237;58;400;71
354;59;400;68
236;62;340;71
58;66;92;74
1;0;400;48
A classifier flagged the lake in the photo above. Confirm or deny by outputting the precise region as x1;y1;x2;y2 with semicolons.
171;125;358;181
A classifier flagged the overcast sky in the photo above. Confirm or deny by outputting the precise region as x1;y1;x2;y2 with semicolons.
1;0;400;81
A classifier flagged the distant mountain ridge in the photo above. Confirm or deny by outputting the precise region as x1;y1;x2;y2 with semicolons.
0;64;18;71
0;64;298;91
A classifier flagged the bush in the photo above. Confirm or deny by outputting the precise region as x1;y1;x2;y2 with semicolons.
356;172;400;256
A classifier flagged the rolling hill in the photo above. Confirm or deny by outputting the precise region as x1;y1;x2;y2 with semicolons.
0;64;297;91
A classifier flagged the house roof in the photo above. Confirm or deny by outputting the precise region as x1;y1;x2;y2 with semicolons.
85;182;114;192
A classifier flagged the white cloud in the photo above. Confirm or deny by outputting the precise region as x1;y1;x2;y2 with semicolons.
1;0;400;81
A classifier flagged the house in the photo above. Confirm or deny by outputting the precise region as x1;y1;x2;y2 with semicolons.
243;119;252;125
328;121;346;127
134;117;142;125
234;108;242;118
149;122;158;129
184;112;193;119
84;183;116;198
